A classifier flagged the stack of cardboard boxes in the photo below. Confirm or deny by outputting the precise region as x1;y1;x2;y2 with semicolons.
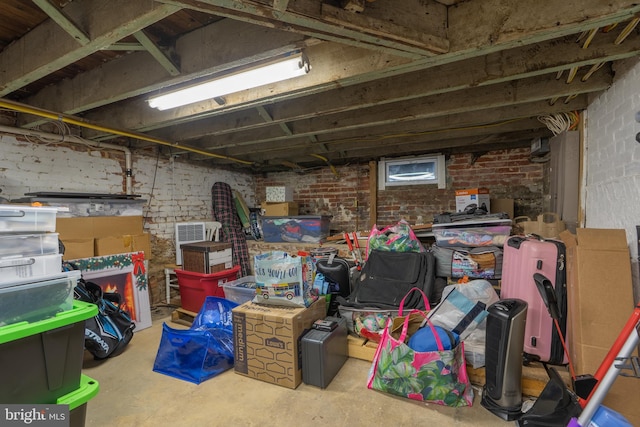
56;216;151;261
261;185;298;216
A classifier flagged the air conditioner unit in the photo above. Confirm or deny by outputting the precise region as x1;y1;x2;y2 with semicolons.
175;222;206;265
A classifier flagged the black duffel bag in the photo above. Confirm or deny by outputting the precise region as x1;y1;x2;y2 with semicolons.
346;249;437;310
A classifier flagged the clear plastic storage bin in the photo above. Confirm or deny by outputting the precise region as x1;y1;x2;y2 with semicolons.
0;205;57;233
0;233;60;259
0;270;80;326
432;219;512;247
0;253;63;284
222;275;257;305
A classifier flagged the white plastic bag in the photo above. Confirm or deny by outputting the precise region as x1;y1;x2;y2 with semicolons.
427;280;500;368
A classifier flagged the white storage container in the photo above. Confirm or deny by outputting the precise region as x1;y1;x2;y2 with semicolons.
0;253;63;284
0;205;57;233
0;270;79;326
0;233;60;259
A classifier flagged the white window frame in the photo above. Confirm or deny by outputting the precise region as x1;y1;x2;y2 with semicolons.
378;154;446;190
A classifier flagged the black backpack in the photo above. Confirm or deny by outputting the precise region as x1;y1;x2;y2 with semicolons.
74;278;136;359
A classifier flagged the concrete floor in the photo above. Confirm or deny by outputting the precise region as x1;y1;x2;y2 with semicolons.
82;307;519;427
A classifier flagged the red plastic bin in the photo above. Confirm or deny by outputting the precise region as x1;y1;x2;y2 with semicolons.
174;266;241;312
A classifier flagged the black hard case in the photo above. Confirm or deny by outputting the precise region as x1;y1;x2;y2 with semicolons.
301;317;348;388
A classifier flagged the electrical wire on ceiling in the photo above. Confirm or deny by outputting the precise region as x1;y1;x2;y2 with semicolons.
537;111;580;136
310;153;339;178
556;17;639;102
0;98;254;166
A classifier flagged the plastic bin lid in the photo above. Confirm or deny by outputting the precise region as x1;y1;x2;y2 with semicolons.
57;374;100;410
174;265;241;279
0;204;58;213
431;218;512;228
0;300;98;344
0;269;80;290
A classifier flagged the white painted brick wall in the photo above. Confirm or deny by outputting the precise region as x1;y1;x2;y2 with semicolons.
0;135;255;260
585;56;640;300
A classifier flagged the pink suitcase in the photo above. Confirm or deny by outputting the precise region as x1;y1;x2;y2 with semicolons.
500;235;568;364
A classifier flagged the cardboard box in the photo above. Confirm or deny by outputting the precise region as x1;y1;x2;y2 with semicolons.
57;216;143;239
57;216;149;259
490;198;514;218
560;228;639;425
455;188;490;212
265;186;294;202
261;202;299;216
94;233;152;259
61;238;95;260
232;298;326;389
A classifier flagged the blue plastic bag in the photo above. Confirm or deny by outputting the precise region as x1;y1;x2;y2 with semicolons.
153;296;238;384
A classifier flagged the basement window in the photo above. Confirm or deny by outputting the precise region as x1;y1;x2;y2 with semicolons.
378;154;446;190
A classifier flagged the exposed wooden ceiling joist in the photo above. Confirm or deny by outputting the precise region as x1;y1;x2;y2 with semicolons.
1;0;638;173
0;0;181;96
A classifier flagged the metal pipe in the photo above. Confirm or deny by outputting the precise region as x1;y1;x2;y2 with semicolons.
0;124;134;194
0;98;254;165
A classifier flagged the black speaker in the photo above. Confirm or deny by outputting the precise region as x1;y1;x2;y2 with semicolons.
481;298;528;421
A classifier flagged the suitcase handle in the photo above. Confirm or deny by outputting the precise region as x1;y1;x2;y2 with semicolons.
533;273;560;320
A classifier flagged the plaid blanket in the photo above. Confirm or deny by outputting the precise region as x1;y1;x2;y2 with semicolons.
212;182;251;277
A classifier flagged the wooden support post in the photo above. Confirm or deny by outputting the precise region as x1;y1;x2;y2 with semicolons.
369;160;377;230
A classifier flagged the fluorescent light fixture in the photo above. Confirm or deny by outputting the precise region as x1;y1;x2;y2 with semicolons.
148;53;310;110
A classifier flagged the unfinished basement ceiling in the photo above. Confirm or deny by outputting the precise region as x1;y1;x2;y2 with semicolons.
1;0;639;173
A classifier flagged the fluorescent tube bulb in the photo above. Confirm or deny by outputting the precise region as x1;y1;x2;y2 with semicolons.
148;54;309;110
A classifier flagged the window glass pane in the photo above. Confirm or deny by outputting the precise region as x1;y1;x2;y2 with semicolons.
388;161;436;182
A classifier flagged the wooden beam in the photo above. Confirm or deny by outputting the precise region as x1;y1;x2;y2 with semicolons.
321;3;449;52
97;27;640;142
0;0;181;97
448;0;640;53
195;72;610;150
369;160;377;230
31;0;90;45
159;0;441;58
19;19;311;126
200;95;588;160
133;30;181;76
272;0;290;12
101;42;147;51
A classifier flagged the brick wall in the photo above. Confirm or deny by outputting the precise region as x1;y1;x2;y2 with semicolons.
255;147;547;233
585;56;640;303
0;134;254;304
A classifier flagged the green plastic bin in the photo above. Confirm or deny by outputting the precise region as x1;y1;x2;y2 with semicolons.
0;300;98;404
57;374;100;427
